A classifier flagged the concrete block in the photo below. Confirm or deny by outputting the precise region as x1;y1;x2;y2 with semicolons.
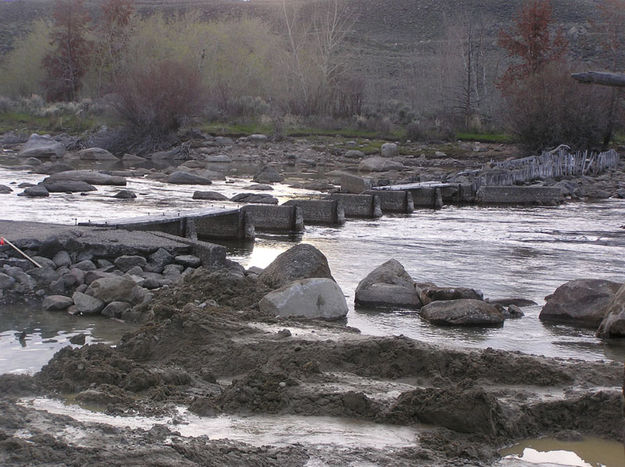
476;186;563;205
242;205;304;233
364;190;413;213
328;193;382;218
283;199;345;225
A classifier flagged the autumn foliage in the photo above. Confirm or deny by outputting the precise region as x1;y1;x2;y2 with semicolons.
42;0;92;102
497;0;568;90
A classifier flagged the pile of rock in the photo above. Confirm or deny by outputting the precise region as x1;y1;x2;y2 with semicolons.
354;259;525;327
0;243;203;321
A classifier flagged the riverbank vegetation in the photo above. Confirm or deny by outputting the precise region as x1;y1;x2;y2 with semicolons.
0;0;623;151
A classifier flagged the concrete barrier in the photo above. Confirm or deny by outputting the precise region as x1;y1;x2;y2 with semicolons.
242;205;304;233
80;208;254;240
476;186;563;205
328;193;382;218
364;190;413;214
340;173;372;193
283;199;346;225
151;232;227;266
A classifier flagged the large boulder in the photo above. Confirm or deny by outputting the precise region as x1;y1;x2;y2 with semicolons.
380;142;399;158
85;275;138;303
359;157;405;172
41;180;97;193
597;284;625;338
253;166;283;183
258;278;348;320
539;279;622;328
258;244;333;289
354;259;421;308
19;134;66;158
77;147;118;161
420;299;504;327
17;185;49;197
167;171;213;185
45;170;126;186
230;193;278;204
193;191;229;201
72;291;105;314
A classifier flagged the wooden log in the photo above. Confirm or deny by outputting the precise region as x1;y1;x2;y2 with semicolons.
572;72;625;87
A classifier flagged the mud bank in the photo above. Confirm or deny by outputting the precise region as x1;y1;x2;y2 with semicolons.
0;266;622;466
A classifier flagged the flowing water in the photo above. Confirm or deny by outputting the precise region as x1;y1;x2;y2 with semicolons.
2;164;625;374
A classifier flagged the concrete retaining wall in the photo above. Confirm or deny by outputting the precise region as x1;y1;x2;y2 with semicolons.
364;190;413;213
476;186;562;205
405;187;443;209
328;193;382;218
191;210;254;240
283;199;345;225
242;205;304;233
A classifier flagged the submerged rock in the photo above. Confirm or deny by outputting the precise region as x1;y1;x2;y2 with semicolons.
258;244;334;289
540;279;622;328
192;191;228;201
17;185;49;197
167;171;213;185
355;259;421;308
420;299;504;327
45;170;126;186
258;278;348;320
230;193;278;204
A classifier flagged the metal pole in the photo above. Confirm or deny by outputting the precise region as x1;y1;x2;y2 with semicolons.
0;237;42;268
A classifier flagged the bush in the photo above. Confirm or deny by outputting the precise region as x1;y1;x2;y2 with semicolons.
112;59;205;140
503;63;612;151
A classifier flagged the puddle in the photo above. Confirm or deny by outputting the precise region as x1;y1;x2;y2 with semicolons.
19;397;420;449
500;436;625;466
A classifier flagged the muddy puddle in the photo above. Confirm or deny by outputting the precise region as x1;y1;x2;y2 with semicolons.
18;397;421;449
0;304;136;374
499;436;625;466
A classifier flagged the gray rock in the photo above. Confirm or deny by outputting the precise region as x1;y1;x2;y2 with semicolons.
0;272;16;289
167;171;213;185
86;275;138;303
380;143;399;158
230;193;278;204
28;266;60;284
42;295;74;311
253;166;283;183
77;147;117;161
344;150;365;159
45;170;126;186
18;185;49;197
126;265;144;276
258;244;334;289
597;284;625;338
0;185;13;194
122;153;148;164
115;255;147;272
359;157;405;172
204;154;231;163
85;270;113;285
73;260;96;271
163;264;184;276
113;190;136;199
101;301;131;318
69;334;86;345
245;184;273;191
33;162;74;175
340;173;372;194
175;255;201;268
249;134;268;143
43;180;98;193
19;134;66;158
72;291;105;314
540;279;622;328
31;256;56;269
192;191;228;201
355;259;421;308
215;136;234;146
52;251;72;268
259;278;348;320
420;299;504;327
503;304;524;319
419;286;483;306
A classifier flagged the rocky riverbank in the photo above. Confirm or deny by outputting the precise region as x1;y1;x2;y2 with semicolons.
0;246;623;466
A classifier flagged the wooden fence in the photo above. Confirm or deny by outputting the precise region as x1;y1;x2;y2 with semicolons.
480;148;620;186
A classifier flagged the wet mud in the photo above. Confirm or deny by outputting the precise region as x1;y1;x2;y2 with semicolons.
0;266;623;465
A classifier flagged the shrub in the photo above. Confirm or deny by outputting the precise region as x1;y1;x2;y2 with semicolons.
503;63;612;151
112;59;205;141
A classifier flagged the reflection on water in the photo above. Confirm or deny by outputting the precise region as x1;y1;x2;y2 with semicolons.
229;201;625;362
0;304;137;374
499;436;625;466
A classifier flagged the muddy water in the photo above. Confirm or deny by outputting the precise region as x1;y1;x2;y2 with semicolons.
499;436;625;466
229;202;625;362
19;397;421;449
